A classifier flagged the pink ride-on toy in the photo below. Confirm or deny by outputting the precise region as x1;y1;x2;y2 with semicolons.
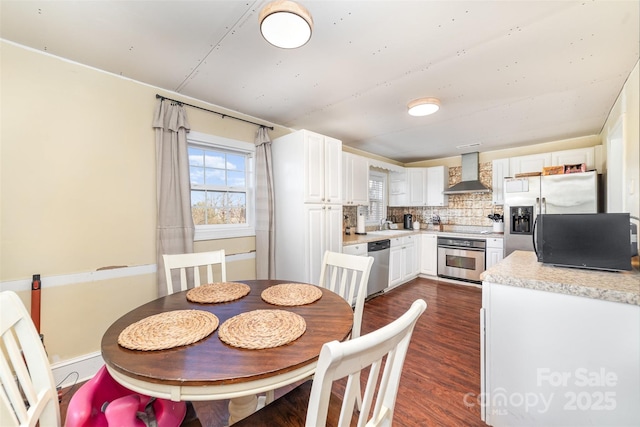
65;365;187;427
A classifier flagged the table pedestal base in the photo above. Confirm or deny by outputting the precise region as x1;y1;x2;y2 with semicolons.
228;394;258;425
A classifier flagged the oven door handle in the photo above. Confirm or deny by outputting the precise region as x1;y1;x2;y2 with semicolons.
437;245;485;252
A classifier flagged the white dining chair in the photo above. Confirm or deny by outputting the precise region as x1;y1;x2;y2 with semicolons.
233;299;427;427
163;250;227;295
1;290;61;426
318;250;374;340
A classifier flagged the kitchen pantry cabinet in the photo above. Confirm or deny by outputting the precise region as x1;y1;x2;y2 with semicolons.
272;130;343;285
389;235;419;288
342;152;369;205
420;233;438;276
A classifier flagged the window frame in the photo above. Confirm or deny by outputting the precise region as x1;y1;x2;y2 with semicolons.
367;170;387;226
187;131;256;241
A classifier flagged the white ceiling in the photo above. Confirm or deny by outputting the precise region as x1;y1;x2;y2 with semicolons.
2;0;638;163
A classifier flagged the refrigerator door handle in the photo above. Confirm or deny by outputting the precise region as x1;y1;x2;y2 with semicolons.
535;197;540;215
541;197;547;214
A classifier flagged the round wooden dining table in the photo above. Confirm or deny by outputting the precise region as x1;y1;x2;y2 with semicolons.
101;279;353;424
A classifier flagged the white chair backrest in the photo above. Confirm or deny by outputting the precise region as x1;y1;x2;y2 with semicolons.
306;299;427;427
0;291;61;427
317;251;374;339
163;250;227;295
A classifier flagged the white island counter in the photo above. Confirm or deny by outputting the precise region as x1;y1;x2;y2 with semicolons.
480;251;639;426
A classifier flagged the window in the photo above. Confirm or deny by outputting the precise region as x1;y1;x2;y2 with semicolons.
187;131;255;240
367;171;387;225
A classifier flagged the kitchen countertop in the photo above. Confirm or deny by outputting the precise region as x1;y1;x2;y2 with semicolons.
481;250;640;305
342;229;504;245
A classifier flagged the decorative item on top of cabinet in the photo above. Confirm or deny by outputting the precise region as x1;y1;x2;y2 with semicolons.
342;152;369;205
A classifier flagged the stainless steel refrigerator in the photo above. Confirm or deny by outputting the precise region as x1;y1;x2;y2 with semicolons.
503;171;598;257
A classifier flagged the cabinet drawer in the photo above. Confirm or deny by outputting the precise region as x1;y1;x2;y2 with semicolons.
343;244;367;256
486;237;504;249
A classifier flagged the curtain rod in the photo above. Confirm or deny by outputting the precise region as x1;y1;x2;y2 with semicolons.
155;94;274;130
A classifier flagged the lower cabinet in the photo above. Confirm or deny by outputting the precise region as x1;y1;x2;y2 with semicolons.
389;235;419;288
420;234;438;276
485;237;504;270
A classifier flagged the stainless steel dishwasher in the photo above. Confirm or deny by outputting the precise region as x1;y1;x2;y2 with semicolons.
367;239;390;298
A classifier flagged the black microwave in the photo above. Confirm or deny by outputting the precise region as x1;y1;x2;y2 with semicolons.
534;213;633;271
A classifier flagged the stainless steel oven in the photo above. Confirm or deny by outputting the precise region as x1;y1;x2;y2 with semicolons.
437;237;486;283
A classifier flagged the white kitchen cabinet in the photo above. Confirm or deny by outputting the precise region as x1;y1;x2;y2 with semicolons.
482;282;640;426
420;233;438;276
389;235;419;287
401;234;419;281
491;158;510;205
289;130;342;204
551;147;595;170
342;242;367;256
426;166;449;206
305;204;343;284
485;237;504;270
272;129;343;285
342;152;369;205
389;239;403;287
407;168;427;206
509;153;552;176
389;170;407;207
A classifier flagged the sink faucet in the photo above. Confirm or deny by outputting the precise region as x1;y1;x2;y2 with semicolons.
379;218;387;231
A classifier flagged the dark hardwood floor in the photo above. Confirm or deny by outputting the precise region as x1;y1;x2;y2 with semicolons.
60;277;488;426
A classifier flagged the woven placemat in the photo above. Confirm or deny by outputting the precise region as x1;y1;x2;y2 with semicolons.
218;309;306;349
118;310;219;351
186;282;250;304
261;283;322;306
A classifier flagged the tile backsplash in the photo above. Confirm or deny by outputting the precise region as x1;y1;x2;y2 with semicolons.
344;162;504;232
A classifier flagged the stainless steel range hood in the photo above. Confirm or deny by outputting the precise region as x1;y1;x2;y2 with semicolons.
443;152;491;194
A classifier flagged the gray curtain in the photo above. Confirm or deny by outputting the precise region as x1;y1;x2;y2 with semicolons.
152;99;194;296
255;127;275;279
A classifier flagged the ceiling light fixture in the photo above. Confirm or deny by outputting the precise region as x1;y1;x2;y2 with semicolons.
259;0;313;49
407;97;441;116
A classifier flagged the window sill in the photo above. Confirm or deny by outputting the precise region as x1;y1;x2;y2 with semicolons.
194;226;255;241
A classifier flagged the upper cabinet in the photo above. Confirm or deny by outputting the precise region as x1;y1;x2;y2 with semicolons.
398;167;449;207
303;131;342;204
407;168;428;206
551;147;597;171
389;170;408;207
426;166;449;206
492;158;510;205
272;129;342;205
342;152;369;205
509;153;552;176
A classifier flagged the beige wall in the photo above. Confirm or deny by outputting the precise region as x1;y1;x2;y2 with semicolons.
0;41;289;362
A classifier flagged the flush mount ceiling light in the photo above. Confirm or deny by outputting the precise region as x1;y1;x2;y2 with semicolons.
407;97;441;116
259;0;313;49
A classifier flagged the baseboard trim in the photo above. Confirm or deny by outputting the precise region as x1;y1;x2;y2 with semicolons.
51;351;104;388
